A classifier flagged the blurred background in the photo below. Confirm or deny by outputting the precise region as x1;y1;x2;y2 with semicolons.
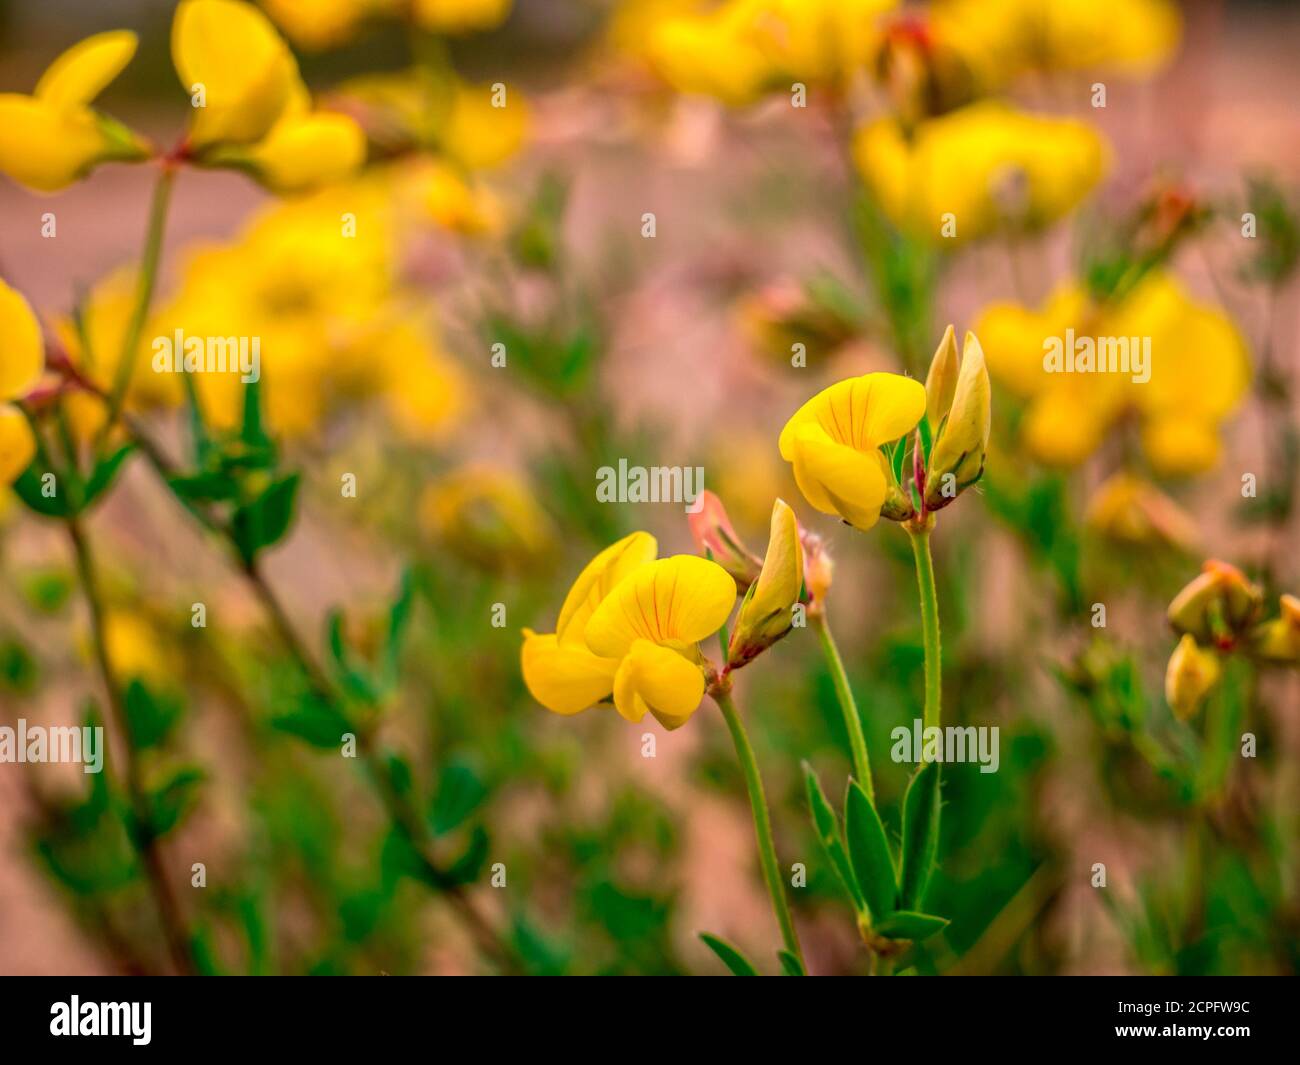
1;0;1297;975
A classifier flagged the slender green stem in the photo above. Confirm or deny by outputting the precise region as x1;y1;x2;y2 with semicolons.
907;525;942;730
66;516;194;975
712;690;804;968
811;611;873;803
103;165;176;432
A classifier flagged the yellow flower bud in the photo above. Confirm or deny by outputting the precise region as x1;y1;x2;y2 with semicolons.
688;490;762;591
728;499;805;669
1165;634;1220;721
0;31;149;192
0;406;36;485
1247;594;1300;667
924;329;990;511
1167;559;1263;649
235;104;366;193
924;324;959;431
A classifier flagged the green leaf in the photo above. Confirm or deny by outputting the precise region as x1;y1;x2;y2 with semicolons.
442;825;490;886
124;679;182;750
384;568;416;682
844;779;898;922
430;762;488;835
699;933;759;976
269;694;352;748
11;465;69;517
899;761;941;911
888;437;907;487
326;610;379;705
81;444;134;509
240;378;270;450
873;910;949;942
167;471;239;503
802;762;865;912
778;949;806;976
147;767;205;836
231;473;299;564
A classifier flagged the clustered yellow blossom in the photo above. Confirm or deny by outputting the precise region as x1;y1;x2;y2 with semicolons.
978;270;1250;476
854;101;1107;243
0;281;44;484
420;465;556;572
262;0;513;50
521;533;737;729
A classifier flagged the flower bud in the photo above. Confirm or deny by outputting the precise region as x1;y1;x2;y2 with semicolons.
1247;594;1300;666
688;490;762;591
728;499;804;669
1165;634;1221;721
924;329;990;511
1085;473;1198;552
1167;559;1263;649
924;324;959;431
799;526;833;614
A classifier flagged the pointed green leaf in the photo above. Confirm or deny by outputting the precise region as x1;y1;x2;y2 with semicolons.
699;933;759;976
82;444;134;508
844;779;897;922
873;910;949;942
802;762;865;913
899;761;941;910
777;950;806;976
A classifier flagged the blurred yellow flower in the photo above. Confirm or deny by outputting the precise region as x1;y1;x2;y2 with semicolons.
104;610;178;688
934;0;1180;89
1165;633;1219;722
173;0;300;148
1085;472;1197;552
1168;560;1263;650
0;280;44;484
521;531;657;716
376;316;470;439
0;31;149;192
439;82;529;171
649;0;898;105
407;160;506;236
236;88;367;193
855;102;1106;243
420;465;556;571
411;0;512;34
1248;595;1300;667
978;270;1250;476
586;555;736;729
261;0;384;50
779;372;926;530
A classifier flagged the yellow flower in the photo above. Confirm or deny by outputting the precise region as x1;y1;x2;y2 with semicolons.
173;0;300;149
779;372;926;530
262;0;381;50
0;280;44;484
978;270;1250;476
1165;633;1220;722
1085;473;1197;552
411;0;512;34
408;160;506;236
235;89;367;193
923;327;990;510
438;82;529;171
520;531;658;716
0;31;149;193
420;465;556;571
585;556;736;729
1167;560;1263;650
854;101;1107;243
376;316;469;439
728;499;804;669
649;0;898;105
1248;595;1300;667
934;0;1180;90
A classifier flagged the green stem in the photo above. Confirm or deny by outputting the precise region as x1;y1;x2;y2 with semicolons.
907;524;942;730
712;690;804;968
104;165;176;433
811;611;873;802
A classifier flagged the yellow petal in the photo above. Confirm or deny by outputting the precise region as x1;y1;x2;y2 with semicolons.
0;95;112;192
926;330;990;501
1141;416;1221;477
1165;633;1220;721
786;423;889;530
173;0;299;148
779;372;926;456
243;112;366;193
612;639;705;731
730;498;804;666
35;30;138;107
0;404;35;484
0;279;45;400
520;629;617;716
556;531;658;647
925;324;959;428
585;555;736;659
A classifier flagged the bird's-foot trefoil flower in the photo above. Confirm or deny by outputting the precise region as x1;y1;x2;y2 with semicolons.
920;325;991;514
0;280;45;484
727;499;805;670
1165;633;1221;721
1167;560;1263;651
0;31;150;192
